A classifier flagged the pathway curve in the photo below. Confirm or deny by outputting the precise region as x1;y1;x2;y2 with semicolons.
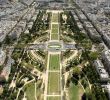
62;50;78;66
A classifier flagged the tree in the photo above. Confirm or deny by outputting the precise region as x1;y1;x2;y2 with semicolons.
72;67;81;80
0;65;3;72
82;93;86;100
82;39;92;50
5;35;12;45
81;78;88;89
89;51;99;61
0;42;2;47
81;50;90;60
86;91;96;100
8;92;17;100
0;76;6;83
91;84;108;100
16;81;24;88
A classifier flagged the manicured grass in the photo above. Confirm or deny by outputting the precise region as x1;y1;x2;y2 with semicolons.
69;82;84;100
69;83;79;100
24;82;35;100
47;96;61;100
51;24;59;40
52;24;58;29
51;24;59;34
48;72;60;94
52;13;58;22
51;34;59;40
49;54;60;70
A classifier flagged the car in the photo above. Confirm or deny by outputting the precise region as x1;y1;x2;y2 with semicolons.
56;48;60;50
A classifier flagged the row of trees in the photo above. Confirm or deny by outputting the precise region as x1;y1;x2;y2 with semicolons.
30;11;50;34
65;11;108;100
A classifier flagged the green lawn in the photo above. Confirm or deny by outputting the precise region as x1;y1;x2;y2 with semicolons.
51;34;59;40
47;96;61;100
52;13;58;22
49;54;60;70
24;82;35;100
23;81;43;100
52;24;58;29
48;72;60;94
51;24;59;34
69;82;84;100
51;24;59;40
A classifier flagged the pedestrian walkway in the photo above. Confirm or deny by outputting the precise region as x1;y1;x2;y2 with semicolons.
44;11;63;100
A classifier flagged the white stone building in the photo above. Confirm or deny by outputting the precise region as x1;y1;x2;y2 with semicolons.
102;50;110;74
0;49;6;65
94;59;109;81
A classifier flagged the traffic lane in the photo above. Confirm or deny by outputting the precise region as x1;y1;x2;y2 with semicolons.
64;44;76;49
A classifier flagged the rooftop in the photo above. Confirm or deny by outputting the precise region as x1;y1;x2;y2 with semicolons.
104;50;110;62
94;60;109;79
